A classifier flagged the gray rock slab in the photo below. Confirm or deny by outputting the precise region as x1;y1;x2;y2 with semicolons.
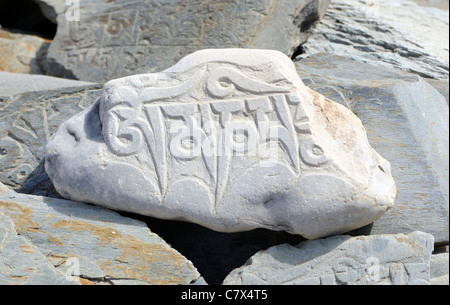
0;211;76;285
0;182;201;285
43;0;330;82
298;0;449;80
0;84;103;196
430;252;449;285
45;48;396;239
223;231;435;285
0;72;94;96
295;53;449;243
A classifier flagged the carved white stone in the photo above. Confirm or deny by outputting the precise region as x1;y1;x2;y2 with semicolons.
45;49;396;239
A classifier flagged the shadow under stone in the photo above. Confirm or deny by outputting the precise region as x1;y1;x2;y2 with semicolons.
18;159;63;199
118;211;306;285
0;0;57;40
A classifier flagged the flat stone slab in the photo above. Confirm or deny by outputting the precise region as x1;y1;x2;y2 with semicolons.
0;72;94;96
0;182;201;285
0;211;75;285
223;231;435;285
0;84;103;196
295;53;449;243
45;49;396;239
43;0;330;82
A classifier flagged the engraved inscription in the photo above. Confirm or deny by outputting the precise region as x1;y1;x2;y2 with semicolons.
53;0;282;81
102;83;329;203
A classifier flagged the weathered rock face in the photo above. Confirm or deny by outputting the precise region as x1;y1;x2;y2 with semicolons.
43;0;330;82
0;84;102;196
0;211;75;285
45;49;396;239
0;182;201;285
295;53;449;243
0;28;50;74
430;252;449;285
223;231;435;285
298;0;449;80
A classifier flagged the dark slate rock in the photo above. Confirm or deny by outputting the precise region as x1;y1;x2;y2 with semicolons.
295;53;449;243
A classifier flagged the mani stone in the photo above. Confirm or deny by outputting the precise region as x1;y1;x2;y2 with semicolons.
222;231;435;285
295;53;449;243
0;182;201;285
43;0;330;82
45;49;396;239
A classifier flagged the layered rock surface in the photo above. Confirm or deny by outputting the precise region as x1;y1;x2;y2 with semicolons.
0;182;201;285
298;0;449;80
45;48;396;239
295;53;449;243
0;211;75;285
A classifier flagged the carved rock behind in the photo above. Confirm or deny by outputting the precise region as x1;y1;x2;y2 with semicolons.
42;0;330;82
45;49;396;239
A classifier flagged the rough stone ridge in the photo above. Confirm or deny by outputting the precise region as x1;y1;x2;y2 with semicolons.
0;182;201;285
298;0;449;80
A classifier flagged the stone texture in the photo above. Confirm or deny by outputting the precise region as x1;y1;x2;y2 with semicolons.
0;72;93;96
43;0;330;82
295;53;449;244
0;211;76;285
0;27;50;74
0;84;102;196
430;252;449;285
45;48;395;239
0;182;201;285
425;79;449;105
223;231;435;285
410;0;449;9
298;0;449;80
